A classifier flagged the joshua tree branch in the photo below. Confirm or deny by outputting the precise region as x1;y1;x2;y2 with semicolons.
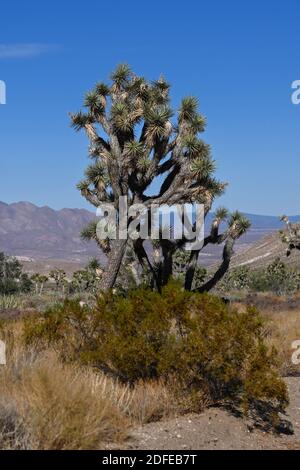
196;236;235;293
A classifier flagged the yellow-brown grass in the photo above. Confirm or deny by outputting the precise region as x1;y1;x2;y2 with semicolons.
0;320;176;449
232;297;300;376
263;309;300;376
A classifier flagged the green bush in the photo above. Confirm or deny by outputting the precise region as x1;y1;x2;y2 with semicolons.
24;282;288;424
173;251;207;289
0;253;32;295
218;266;251;292
219;259;300;295
250;258;300;295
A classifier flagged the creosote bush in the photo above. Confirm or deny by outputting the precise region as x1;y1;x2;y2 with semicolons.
24;281;288;425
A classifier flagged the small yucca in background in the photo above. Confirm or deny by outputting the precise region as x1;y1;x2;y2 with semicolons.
0;295;22;311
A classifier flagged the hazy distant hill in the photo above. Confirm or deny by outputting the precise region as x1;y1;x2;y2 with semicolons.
230;230;300;270
0;201;299;272
0;201;102;263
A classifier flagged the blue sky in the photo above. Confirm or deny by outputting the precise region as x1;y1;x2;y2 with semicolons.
0;0;299;215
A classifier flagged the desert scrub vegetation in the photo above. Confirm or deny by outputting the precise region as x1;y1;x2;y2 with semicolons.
0;252;32;295
0;295;23;311
24;281;289;428
0;320;176;449
218;258;300;296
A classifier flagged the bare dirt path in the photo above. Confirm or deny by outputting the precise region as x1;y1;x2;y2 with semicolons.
128;378;300;450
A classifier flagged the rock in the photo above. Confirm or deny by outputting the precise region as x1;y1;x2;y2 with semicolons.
276;419;294;435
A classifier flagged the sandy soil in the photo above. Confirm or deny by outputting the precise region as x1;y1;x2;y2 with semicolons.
128;377;300;450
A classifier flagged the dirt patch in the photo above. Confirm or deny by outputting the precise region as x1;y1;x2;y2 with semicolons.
233;293;300;313
127;378;300;450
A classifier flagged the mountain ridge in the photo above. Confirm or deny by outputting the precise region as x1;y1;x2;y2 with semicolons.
0;201;299;268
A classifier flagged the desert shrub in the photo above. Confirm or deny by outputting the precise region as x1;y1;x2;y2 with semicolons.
0;253;32;295
218;266;251;292
173;251;207;289
250;258;300;295
219;259;300;295
249;269;270;292
24;282;288;424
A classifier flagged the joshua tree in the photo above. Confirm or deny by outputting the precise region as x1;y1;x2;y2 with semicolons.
31;273;48;295
280;216;300;256
71;65;250;291
0;252;32;295
49;269;66;293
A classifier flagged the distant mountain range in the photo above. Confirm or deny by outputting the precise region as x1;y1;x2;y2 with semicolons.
0;201;299;273
0;201;102;263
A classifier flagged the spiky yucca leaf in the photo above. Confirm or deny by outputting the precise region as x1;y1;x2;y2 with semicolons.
203;178;227;199
110;63;131;85
190;114;206;133
77;180;90;192
150;77;170;105
123;140;144;159
215;207;229;221
237;216;251;235
229;210;244;225
183;135;200;156
152;76;170;94
85;162;108;190
111;102;133;132
144;105;173;125
127;76;149;101
183;136;210;158
84;91;105;116
144;106;174;140
81;220;98;241
95;82;110;97
81;221;111;251
190;156;216;180
179;96;198;123
70;112;93;131
137;155;151;171
87;257;101;271
229;211;251;236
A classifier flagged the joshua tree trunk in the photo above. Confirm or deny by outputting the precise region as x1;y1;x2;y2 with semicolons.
184;249;200;291
101;238;128;290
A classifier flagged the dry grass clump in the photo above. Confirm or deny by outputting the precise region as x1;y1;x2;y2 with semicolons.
262;309;300;376
0;320;176;450
0;349;128;449
233;297;300;377
87;373;176;425
128;379;177;425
